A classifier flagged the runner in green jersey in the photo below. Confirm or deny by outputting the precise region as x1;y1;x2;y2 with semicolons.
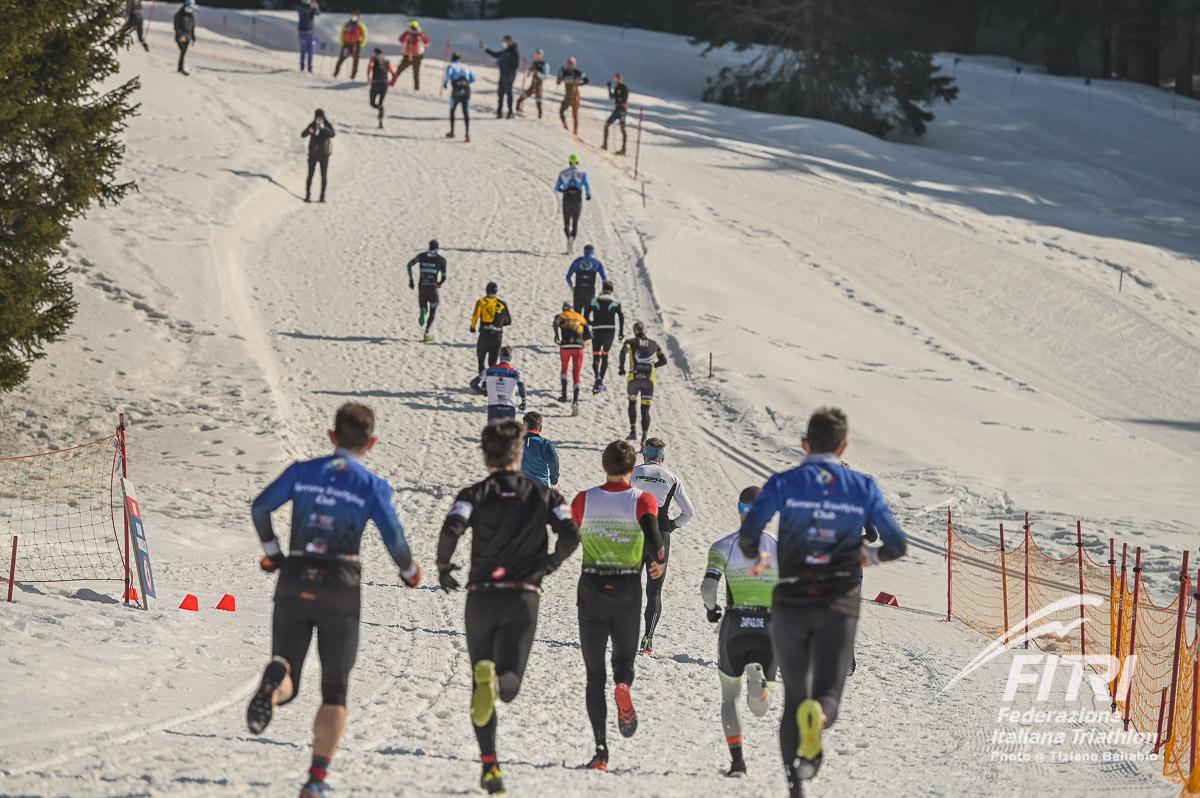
701;485;779;777
570;440;666;771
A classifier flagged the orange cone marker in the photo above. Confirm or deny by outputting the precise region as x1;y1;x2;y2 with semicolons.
179;593;200;611
124;586;139;603
216;594;237;612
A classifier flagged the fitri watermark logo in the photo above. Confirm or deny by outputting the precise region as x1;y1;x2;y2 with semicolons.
945;595;1158;765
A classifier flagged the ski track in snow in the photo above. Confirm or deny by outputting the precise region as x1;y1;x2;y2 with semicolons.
1;14;1194;798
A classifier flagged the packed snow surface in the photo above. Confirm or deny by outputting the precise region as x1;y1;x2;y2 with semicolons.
1;9;1197;797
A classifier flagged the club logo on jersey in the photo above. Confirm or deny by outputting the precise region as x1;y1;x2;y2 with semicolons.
806;527;839;542
305;538;329;555
805;553;832;565
739;615;766;629
816;469;837;485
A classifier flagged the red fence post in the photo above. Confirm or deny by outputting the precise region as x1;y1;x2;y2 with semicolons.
1164;552;1190;748
633;108;644;179
1121;546;1143;731
1076;520;1087;657
1154;686;1169;753
999;523;1010;640
1112;542;1129;708
1023;513;1031;649
6;536;16;603
945;507;953;622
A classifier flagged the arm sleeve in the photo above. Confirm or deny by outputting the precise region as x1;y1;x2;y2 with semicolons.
250;464;297;553
484;46;500;58
436;489;472;566
547;441;560;486
655;345;668;367
582;174;592;197
637;492;665;563
302;125;312;138
518;379;526;400
701;540;725;609
326;122;336;138
672;478;695;528
370;481;414;571
565;262;576;288
619;341;629;371
438;261;447;285
737;478;778;559
867;483;907;562
596;260;608;281
470;299;482;328
554;173;565;192
546;491;580;570
570;491;586;526
405;256;419;282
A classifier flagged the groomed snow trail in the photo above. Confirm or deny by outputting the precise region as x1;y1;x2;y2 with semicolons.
0;17;1191;798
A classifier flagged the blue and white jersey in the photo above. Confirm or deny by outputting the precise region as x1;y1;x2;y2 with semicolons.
555;166;591;197
484;362;526;408
737;454;906;591
251;451;413;571
566;255;607;290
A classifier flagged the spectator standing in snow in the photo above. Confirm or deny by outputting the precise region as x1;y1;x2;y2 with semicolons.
302;109;335;203
480;35;520;119
120;0;150;51
334;12;367;79
296;0;320;73
173;0;196;76
391;19;429;90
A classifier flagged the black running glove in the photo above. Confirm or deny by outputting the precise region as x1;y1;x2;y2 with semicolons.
437;562;461;593
260;553;286;573
408;280;414;289
706;605;723;623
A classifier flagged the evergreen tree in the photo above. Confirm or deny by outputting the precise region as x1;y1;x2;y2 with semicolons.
0;0;137;392
697;0;958;137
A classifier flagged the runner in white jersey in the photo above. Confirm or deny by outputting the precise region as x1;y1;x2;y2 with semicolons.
701;485;779;778
630;437;694;654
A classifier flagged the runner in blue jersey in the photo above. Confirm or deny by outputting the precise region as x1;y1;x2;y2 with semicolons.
554;154;592;254
566;244;608;312
245;403;422;798
737;407;906;798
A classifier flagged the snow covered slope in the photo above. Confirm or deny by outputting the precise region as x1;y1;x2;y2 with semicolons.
0;11;1196;797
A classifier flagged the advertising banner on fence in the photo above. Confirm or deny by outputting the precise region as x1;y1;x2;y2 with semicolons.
120;478;156;610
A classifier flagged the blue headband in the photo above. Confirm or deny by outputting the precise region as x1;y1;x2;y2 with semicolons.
644;446;665;461
737;501;753;515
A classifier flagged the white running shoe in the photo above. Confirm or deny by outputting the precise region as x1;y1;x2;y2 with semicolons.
745;663;771;718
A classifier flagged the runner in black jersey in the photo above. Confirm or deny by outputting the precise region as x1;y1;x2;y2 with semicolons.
618;322;668;446
437;420;581;796
246;403;422;798
407;239;447;342
585;281;624;394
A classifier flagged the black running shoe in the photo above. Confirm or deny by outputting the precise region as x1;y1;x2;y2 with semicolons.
725;758;747;778
247;658;288;734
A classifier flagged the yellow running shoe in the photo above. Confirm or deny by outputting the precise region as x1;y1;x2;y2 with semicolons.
471;660;498;727
795;698;824;780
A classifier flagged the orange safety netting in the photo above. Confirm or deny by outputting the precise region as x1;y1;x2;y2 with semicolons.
0;435;125;583
948;513;1198;793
